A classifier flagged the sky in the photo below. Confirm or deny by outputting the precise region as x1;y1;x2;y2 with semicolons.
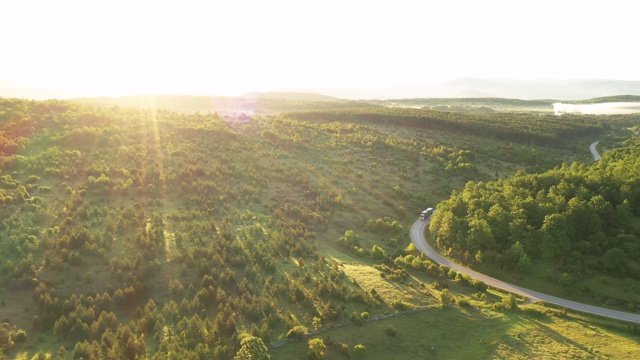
1;0;638;97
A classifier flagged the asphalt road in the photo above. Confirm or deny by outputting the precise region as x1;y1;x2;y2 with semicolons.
590;141;601;161
410;218;640;324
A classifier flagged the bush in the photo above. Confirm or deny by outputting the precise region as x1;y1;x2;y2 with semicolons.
471;279;488;292
522;307;546;319
339;343;350;357
308;338;325;360
439;289;454;307
391;297;408;310
558;272;574;287
0;326;14;351
371;245;384;260
286;325;308;340
501;294;518;310
350;312;363;326
13;329;27;343
353;344;366;358
384;325;397;337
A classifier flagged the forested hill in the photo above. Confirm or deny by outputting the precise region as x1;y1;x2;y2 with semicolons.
430;145;640;284
0;97;383;358
570;95;640;104
373;98;555;113
287;107;609;148
2;97;640;358
374;95;640;108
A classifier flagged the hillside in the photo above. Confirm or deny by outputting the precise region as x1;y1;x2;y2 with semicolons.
430;146;640;307
68;94;378;115
285;107;611;148
239;92;341;101
570;95;640;104
0;97;639;359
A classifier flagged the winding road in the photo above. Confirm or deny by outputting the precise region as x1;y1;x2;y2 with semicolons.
410;218;640;324
590;141;601;161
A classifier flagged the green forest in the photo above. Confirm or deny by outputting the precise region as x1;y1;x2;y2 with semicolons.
430;145;640;301
287;107;613;148
1;96;640;359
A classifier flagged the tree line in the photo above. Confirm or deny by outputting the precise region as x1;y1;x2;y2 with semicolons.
430;146;640;290
285;107;616;148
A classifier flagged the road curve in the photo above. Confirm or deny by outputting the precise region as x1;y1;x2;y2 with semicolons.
411;218;640;324
590;141;601;161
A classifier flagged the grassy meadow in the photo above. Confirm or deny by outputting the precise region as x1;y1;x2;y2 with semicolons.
0;96;639;359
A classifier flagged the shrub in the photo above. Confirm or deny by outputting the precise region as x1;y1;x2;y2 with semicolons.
385;325;397;337
13;329;27;343
471;279;488;292
371;245;384;260
286;325;308;340
439;289;454;307
308;338;326;360
350;312;363;326
339;343;350;357
522;307;546;319
391;297;408;310
502;294;518;310
558;272;574;287
354;344;366;358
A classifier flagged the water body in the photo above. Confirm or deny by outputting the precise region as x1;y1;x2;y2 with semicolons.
554;102;640;115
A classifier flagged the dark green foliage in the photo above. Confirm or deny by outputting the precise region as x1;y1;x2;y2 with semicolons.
431;146;640;284
1;96;634;358
0;98;382;358
287;107;606;148
439;289;454;307
570;95;640;104
371;245;385;260
500;294;519;311
384;324;397;337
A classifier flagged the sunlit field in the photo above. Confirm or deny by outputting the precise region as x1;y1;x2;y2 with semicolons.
1;96;639;359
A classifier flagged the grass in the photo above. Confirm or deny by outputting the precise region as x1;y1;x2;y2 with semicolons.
1;102;628;359
470;257;640;311
271;297;640;359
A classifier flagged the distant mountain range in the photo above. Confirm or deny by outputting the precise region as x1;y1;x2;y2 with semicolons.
2;78;640;101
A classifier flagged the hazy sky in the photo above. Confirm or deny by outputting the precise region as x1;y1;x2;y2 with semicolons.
1;0;638;96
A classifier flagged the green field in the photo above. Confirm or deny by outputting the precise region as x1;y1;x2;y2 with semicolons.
1;96;639;359
272;300;640;359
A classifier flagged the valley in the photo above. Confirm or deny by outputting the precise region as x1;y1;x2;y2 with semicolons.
0;95;639;359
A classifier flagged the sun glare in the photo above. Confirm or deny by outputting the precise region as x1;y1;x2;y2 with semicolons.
2;1;639;98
